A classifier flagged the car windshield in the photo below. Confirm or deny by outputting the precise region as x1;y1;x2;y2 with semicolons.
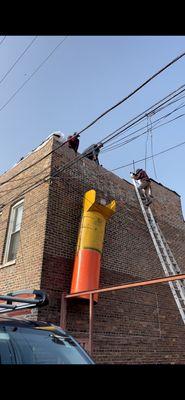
0;325;93;364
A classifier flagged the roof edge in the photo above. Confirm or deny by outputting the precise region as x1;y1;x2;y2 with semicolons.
0;133;65;178
150;178;180;197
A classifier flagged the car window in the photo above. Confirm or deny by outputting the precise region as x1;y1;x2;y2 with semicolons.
0;326;93;364
0;331;16;364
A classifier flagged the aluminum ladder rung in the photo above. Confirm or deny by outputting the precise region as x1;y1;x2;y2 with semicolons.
173;287;185;293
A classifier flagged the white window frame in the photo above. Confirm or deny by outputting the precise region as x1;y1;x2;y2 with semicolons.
3;199;24;265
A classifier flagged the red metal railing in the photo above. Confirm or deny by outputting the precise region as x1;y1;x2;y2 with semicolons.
60;273;185;355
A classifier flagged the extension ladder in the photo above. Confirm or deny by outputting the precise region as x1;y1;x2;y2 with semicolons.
131;175;185;324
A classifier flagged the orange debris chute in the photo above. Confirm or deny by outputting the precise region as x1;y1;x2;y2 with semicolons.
70;190;116;302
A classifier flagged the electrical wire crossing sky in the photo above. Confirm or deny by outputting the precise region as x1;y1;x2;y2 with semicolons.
0;35;185;217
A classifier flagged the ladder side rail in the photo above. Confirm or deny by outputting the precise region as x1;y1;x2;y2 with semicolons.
147;208;177;275
157;226;185;286
147;208;185;302
157;225;181;271
169;283;185;324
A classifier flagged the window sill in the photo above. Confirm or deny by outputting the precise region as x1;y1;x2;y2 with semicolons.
0;260;16;269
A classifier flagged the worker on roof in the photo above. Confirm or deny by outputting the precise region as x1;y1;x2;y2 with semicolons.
132;168;153;207
83;143;103;165
67;133;80;153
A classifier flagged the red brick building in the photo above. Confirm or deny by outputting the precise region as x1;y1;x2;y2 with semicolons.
0;134;185;364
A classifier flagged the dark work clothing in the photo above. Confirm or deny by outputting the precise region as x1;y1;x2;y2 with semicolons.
83;144;100;164
68;136;79;153
134;170;151;182
138;180;151;201
133;169;153;205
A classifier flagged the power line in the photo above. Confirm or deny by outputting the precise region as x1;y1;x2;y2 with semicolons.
111;140;185;172
1;91;185;205
102;91;185;151
0;142;80;199
0;85;184;204
0;136;70;187
0;155;105;231
0;142;141;237
0;80;185;190
0;84;182;190
145;116;150;171
102;105;185;153
1;88;185;199
102;97;185;150
107;112;185;152
0;36;6;47
0;36;68;114
101;87;185;147
2;130;185;212
77;51;185;136
1;136;185;233
0;165;51;195
0;36;38;86
0;173;126;237
149;117;158;180
0;149;93;208
100;84;185;145
0;138;185;238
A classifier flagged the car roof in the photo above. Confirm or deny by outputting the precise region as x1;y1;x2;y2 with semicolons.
0;316;95;363
0;316;66;333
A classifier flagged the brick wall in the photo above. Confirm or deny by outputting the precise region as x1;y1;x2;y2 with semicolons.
1;134;185;364
39;136;185;364
0;137;53;298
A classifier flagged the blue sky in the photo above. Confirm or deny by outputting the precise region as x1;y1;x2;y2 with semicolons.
0;35;185;216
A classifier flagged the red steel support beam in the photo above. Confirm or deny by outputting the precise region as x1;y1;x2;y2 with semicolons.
66;273;185;298
65;273;185;356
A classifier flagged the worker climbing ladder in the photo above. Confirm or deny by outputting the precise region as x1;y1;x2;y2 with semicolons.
131;174;185;325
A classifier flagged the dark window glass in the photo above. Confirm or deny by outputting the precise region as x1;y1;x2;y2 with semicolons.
7;231;20;261
5;201;23;262
0;331;16;364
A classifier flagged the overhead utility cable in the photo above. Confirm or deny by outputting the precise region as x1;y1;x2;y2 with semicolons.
0;149;93;207
100;84;185;145
102;102;185;152
0;36;38;86
77;51;185;136
1;104;184;201
0;80;184;189
101;87;185;146
1;137;184;232
112;140;185;172
102;112;185;154
0;83;183;190
2;100;184;200
0;36;68;114
0;36;6;46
